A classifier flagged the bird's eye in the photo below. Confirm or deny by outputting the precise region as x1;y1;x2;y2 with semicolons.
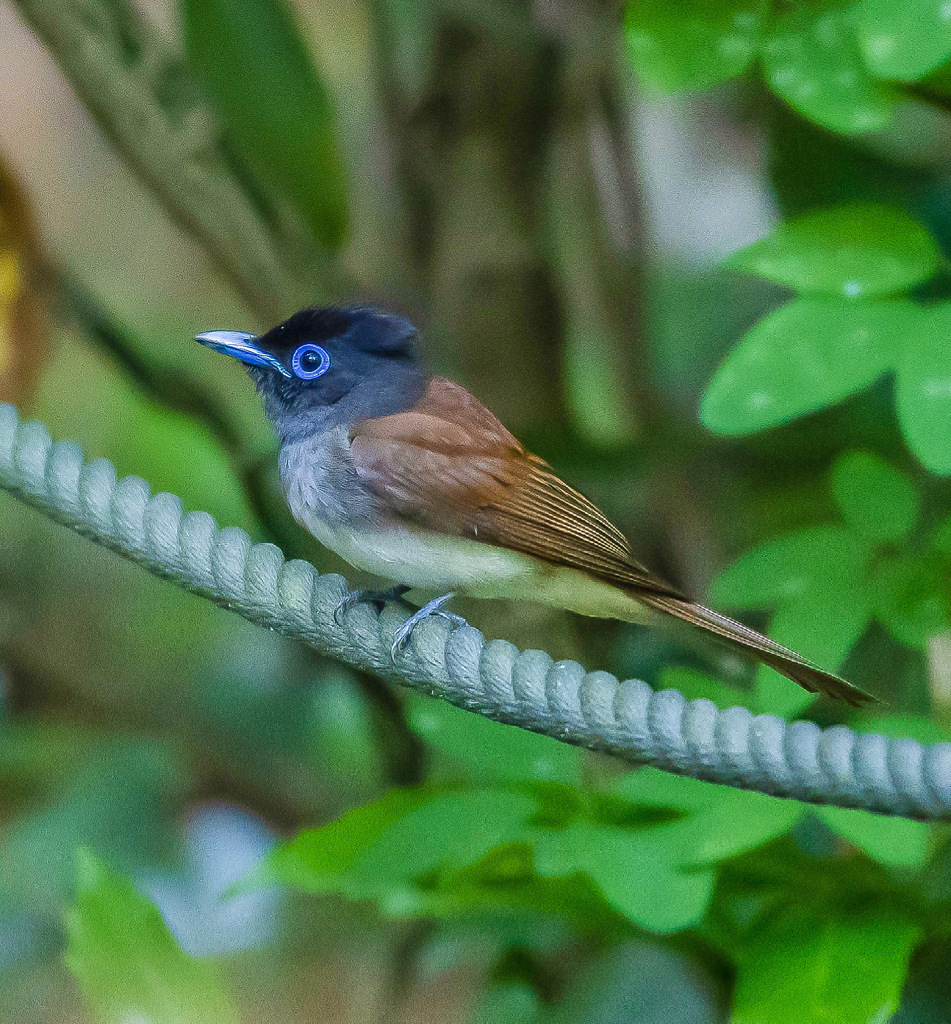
291;343;331;380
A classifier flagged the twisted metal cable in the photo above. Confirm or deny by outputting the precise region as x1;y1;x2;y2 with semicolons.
1;403;949;819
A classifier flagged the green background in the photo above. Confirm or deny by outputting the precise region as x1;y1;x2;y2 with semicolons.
2;0;951;1021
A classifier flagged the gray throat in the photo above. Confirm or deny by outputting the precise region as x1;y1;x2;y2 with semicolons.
263;364;427;445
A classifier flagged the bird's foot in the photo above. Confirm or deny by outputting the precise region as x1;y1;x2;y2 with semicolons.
391;593;466;658
334;585;411;626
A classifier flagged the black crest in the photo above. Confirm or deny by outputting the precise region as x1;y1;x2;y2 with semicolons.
257;304;417;360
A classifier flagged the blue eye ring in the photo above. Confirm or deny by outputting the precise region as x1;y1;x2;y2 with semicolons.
291;343;331;380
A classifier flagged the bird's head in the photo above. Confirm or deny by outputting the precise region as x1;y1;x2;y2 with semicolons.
196;304;426;441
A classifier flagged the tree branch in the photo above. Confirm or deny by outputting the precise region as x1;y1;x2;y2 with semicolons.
12;0;331;321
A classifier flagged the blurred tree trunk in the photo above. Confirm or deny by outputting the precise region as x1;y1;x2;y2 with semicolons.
371;0;657;441
545;1;655;442
372;0;566;432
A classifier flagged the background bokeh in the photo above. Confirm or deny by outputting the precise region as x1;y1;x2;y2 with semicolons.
3;1;951;1021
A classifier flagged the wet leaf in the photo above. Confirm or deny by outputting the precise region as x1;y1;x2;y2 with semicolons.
856;0;951;81
726;205;940;297
762;4;898;134
701;298;915;435
625;0;766;91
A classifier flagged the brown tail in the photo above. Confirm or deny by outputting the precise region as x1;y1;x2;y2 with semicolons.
638;593;877;707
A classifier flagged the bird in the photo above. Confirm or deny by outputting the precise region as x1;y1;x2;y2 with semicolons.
196;304;876;707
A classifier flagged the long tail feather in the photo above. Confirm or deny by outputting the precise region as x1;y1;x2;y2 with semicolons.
638;593;877;707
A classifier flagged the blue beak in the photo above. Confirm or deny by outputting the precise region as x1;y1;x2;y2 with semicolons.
195;330;292;378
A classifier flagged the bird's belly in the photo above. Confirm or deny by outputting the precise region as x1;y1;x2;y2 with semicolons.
303;516;538;591
300;515;654;624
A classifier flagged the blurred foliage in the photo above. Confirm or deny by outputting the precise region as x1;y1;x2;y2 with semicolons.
702;204;949;460
709;449;949;715
66;851;241;1024
3;0;951;1022
182;0;349;248
627;0;951;132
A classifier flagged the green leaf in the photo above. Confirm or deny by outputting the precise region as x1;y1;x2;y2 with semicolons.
532;766;800;932
929;512;951;556
753;669;818;720
65;851;241;1024
817;806;931;868
767;98;932;217
613;766;721;815
418;843;627;930
753;586;874;717
856;0;951;81
733;909;920;1024
870;553;949;647
656;666;748;711
407;695;580;786
701;298;913;435
678;792;803;866
857;713;951;744
762;4;898;134
472;984;543;1024
625;0;765;91
711;526;873;609
256;788;536;914
897;303;951;475
532;822;715;933
612;769;803;866
726;205;940;296
661;792;803;867
831;450;920;543
616;769;803;866
253;787;431;893
182;0;349;246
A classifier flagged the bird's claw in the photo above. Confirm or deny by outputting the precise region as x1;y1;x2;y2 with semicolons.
390;593;465;658
334;585;411;626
